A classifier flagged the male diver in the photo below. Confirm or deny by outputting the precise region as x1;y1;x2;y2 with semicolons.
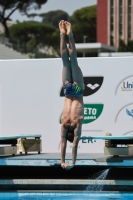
59;20;84;170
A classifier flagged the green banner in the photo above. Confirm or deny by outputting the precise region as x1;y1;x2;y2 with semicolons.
83;104;104;124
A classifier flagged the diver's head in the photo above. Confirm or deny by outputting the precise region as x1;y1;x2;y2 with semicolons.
66;129;74;143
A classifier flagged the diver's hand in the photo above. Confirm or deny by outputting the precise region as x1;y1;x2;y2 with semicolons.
61;162;67;169
65;163;75;170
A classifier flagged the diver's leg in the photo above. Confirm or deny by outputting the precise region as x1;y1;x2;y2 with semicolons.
59;20;72;85
65;21;84;89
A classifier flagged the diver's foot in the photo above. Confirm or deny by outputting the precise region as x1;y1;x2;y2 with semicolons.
59;20;66;35
65;21;73;37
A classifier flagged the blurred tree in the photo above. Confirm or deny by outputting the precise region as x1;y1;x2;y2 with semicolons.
9;21;60;57
118;40;128;52
127;40;133;52
27;13;38;20
39;10;69;28
0;0;47;38
71;5;97;43
9;21;58;47
118;39;133;52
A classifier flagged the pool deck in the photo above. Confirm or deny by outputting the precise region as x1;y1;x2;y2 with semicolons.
0;153;133;167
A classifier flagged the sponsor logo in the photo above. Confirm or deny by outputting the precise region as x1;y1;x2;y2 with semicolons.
87;83;100;90
60;76;104;96
121;81;133;91
115;75;133;94
75;85;82;93
126;108;133;119
115;103;133;122
83;104;104;124
81;137;96;143
60;104;104;124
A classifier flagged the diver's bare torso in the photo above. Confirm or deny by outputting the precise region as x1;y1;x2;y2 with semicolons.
61;96;84;130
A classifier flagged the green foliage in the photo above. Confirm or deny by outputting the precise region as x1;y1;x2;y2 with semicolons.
9;21;57;47
9;21;60;57
127;40;133;52
118;39;133;52
0;0;47;37
7;5;98;57
118;40;127;52
0;0;47;14
39;10;69;28
71;5;97;43
72;5;96;25
27;13;38;19
26;38;37;52
34;51;57;58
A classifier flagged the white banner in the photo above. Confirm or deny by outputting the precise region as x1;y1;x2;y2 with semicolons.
0;57;132;153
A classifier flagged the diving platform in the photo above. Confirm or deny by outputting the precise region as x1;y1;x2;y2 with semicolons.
0;134;42;156
80;133;133;156
0;153;133;167
0;133;133;167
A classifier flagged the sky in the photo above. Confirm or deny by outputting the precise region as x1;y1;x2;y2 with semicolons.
11;0;97;22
